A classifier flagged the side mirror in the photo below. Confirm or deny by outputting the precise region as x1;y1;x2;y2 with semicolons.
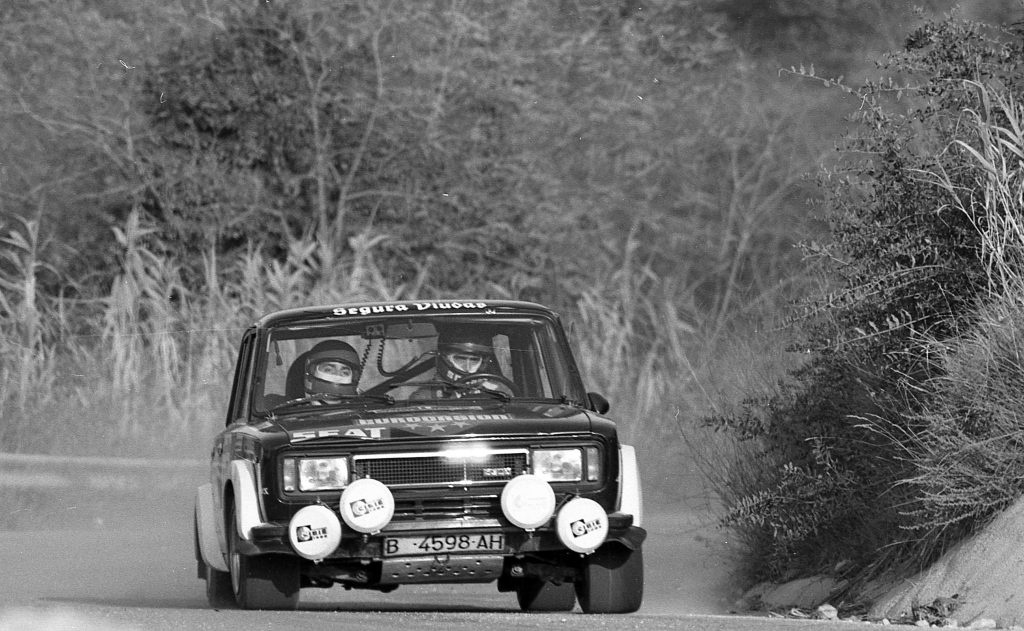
587;392;610;415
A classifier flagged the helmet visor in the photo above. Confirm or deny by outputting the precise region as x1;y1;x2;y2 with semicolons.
445;351;484;374
310;360;355;385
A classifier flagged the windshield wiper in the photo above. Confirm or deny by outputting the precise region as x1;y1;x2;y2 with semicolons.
266;393;332;413
410;381;512;402
353;393;396;405
267;392;394;414
444;382;513;402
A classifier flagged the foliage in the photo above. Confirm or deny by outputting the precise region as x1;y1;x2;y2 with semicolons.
708;13;1024;586
0;0;199;288
0;0;963;575
714;0;931;71
1;1;821;324
889;83;1024;571
892;297;1024;564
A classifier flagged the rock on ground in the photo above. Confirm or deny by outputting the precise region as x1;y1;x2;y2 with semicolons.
735;576;845;611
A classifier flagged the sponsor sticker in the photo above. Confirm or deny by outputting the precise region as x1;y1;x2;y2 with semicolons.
290;414;511;442
290;427;389;442
357;413;510;425
295;524;328;542
349;497;386;517
332;302;488;317
570;517;603;538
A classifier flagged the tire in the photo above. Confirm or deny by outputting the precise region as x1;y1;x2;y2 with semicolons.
575;545;644;614
206;564;236;609
195;509;236;609
516;578;576;612
193;510;206;580
228;507;301;610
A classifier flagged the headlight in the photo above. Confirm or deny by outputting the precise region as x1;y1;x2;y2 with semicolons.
531;448;582;482
282;457;349;492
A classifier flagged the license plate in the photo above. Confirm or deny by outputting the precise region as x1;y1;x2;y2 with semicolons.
383;533;505;556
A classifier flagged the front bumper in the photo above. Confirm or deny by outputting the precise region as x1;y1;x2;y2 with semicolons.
246;511;646;559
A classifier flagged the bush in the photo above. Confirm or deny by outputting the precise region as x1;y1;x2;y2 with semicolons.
892;81;1024;569
708;12;1024;587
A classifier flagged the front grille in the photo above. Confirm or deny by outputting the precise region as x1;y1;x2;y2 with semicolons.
393;496;501;520
352;449;528;487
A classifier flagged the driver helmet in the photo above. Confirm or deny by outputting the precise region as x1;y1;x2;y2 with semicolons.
304;340;361;398
436;327;497;384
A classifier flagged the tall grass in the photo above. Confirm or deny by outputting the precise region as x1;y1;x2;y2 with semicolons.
0;205;795;511
943;81;1024;295
883;81;1024;566
571;229;802;504
0;1;825;516
0;211;405;458
0;215;55;447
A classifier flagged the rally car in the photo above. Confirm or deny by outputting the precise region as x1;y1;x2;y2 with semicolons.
193;300;645;612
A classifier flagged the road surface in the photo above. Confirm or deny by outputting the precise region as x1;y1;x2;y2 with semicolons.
0;482;834;630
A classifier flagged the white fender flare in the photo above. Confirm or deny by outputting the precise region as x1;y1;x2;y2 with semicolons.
618;444;644;527
195;483;229;572
231;459;265;541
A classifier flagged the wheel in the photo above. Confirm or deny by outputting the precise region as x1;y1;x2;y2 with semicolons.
575;545;644;614
195;509;236;609
516;578;576;612
228;507;300;610
194;511;203;579
206;564;236;609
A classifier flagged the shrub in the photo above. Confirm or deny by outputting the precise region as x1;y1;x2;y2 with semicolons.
707;12;1024;586
890;81;1024;570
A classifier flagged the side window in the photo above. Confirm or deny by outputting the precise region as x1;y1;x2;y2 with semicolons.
532;326;564;398
506;327;549;398
263;338;300;399
226;332;255;425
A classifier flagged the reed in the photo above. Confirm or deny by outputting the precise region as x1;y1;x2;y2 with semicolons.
0;210;759;501
0;194;820;526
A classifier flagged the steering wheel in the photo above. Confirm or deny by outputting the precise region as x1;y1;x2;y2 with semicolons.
457;373;520;397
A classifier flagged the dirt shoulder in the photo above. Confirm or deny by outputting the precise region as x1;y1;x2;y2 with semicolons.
867;497;1024;628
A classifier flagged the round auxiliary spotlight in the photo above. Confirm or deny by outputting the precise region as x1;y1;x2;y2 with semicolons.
500;474;556;530
339;478;395;534
288;504;343;561
556;497;609;554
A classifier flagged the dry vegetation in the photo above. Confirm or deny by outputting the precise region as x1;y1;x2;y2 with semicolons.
0;0;837;481
4;0;1024;598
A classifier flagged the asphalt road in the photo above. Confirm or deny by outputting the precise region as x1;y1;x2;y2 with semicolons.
0;488;838;631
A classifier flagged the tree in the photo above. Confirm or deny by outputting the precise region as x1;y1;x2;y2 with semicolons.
0;0;203;293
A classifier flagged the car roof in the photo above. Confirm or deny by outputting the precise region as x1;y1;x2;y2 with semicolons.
253;299;560;329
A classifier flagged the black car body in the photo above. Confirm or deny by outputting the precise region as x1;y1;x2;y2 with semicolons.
194;300;645;612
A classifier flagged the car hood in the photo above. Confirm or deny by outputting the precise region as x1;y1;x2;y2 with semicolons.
261;401;601;445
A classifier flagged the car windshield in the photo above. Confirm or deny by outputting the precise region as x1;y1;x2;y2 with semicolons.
253;313;585;413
